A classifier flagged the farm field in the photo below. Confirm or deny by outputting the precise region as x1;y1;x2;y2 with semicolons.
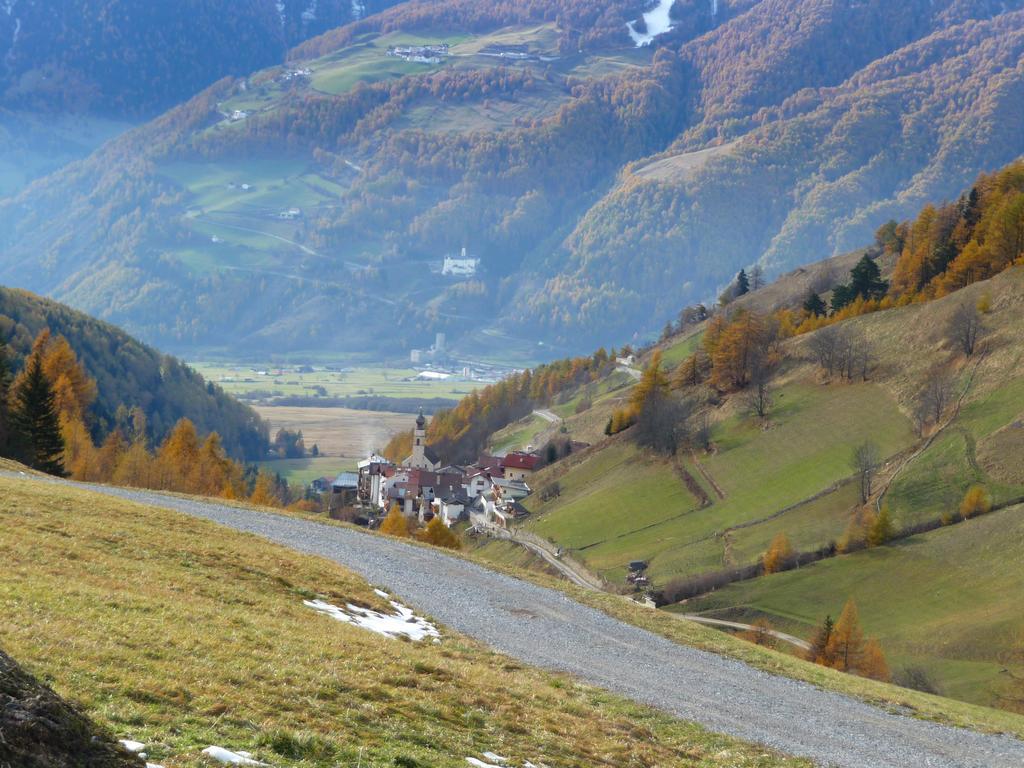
680;503;1024;710
254;405;412;460
191;361;483;401
886;376;1024;524
254;456;355;485
526;444;701;582
525;380;916;586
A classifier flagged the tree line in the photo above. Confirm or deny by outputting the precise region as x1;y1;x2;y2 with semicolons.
0;330;304;511
384;347;623;464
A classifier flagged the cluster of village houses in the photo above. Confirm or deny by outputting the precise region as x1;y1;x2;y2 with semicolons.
322;410;542;530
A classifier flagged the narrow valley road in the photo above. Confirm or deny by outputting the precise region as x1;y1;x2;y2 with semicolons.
10;472;1024;768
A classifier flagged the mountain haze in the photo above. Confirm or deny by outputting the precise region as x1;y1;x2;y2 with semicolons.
0;0;1022;358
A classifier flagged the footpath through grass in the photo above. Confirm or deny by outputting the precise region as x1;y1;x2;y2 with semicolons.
0;476;804;768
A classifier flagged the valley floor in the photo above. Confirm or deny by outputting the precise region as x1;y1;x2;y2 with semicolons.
5;470;1023;768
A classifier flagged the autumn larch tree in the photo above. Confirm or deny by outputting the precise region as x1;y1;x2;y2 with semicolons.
380;503;413;538
959;485;991;519
867;505;896;546
9;353;65;475
249;470;280;507
860;638;891;682
825;598;865;672
762;532;794;574
418;515;461;550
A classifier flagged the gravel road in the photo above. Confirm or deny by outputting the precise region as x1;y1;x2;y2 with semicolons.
11;473;1024;768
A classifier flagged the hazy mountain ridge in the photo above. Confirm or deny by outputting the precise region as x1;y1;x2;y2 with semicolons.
1;0;1022;357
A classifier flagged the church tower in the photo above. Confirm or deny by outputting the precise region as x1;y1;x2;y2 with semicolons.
410;408;427;468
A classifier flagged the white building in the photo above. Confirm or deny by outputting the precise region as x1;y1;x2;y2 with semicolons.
442;247;479;276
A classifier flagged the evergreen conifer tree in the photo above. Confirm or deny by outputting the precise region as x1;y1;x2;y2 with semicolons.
736;269;750;296
10;354;65;475
803;291;827;317
0;344;11;456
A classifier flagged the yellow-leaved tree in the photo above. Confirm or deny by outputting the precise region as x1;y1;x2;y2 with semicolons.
960;485;991;519
418;515;461;550
380;504;413;538
249;471;280;506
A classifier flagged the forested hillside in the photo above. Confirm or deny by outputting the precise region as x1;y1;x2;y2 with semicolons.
0;0;1022;357
486;156;1024;711
0;287;268;460
0;0;400;117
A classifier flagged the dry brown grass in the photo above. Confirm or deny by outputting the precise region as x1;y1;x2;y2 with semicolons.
254;405;412;458
0;475;806;768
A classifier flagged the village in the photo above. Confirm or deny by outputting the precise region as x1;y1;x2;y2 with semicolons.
321;409;546;532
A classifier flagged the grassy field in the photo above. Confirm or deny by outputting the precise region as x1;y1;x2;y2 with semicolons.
660;329;705;367
681;503;1024;710
526;444;701;582
0;476;806;768
254;456;354;485
527;380;915;585
254;406;413;459
488;413;549;453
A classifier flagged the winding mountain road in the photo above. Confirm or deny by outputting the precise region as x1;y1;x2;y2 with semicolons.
9;472;1024;768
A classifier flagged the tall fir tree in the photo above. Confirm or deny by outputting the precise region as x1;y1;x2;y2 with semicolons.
736;269;750;296
10;354;65;475
848;255;888;300
0;344;11;456
803;291;827;317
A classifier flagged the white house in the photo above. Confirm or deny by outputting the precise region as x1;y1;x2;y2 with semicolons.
442;247;479;276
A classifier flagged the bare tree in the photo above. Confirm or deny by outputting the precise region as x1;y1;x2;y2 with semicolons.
919;373;955;427
745;368;772;421
634;389;691;456
750;264;765;290
808;325;841;377
851;441;881;504
946;303;983;357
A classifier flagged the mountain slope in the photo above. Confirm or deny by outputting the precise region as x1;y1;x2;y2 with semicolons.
0;286;268;459
1;0;1022;356
0;0;400;117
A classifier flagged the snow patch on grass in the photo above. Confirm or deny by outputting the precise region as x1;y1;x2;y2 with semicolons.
201;745;268;765
304;598;441;641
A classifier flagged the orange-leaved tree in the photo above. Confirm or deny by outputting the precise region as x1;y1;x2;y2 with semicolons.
762;532;793;575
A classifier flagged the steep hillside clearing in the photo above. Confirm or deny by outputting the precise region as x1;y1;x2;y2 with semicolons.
633;141;739;182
